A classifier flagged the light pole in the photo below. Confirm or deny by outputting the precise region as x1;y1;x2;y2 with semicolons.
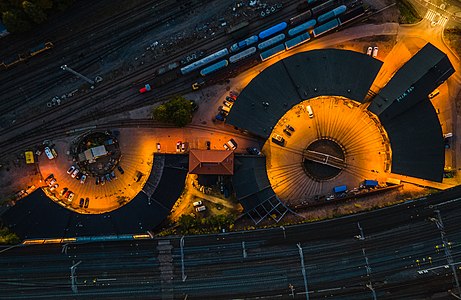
356;222;377;300
297;243;309;300
180;236;187;282
280;226;286;239
430;210;461;297
61;64;95;87
70;260;82;294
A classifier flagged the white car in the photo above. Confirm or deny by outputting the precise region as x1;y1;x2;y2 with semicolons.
71;169;79;178
50;184;59;192
193;201;203;207
67;166;75;175
372;46;378;58
366;46;372;56
44;147;54;159
80;174;87;184
195;206;206;212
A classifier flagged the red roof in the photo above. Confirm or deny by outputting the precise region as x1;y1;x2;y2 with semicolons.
189;150;234;175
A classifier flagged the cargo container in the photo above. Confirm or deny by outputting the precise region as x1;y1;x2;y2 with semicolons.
285;33;311;50
333;185;347;193
258;22;287;39
257;34;286;50
260;44;286;61
288;19;316;36
200;60;229;76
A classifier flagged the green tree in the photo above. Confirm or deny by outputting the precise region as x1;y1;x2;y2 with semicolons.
152;96;193;127
178;215;197;231
2;9;31;32
0;226;20;245
22;1;47;24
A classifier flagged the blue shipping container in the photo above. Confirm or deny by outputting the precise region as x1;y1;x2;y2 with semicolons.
288;19;317;37
285;33;311;50
260;44;286;61
333;185;347;193
364;180;378;187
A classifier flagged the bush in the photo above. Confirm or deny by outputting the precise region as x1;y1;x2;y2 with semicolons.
0;226;20;245
152;96;193;127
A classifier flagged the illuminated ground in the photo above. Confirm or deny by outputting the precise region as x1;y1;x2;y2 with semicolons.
265;96;390;204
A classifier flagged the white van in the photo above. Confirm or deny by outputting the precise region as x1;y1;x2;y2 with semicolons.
44;147;55;160
306;105;314;118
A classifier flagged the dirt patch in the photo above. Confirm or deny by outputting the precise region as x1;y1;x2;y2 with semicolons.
444;28;461;59
396;0;422;24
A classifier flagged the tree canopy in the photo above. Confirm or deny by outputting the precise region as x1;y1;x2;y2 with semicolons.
152;95;193;127
1;0;74;33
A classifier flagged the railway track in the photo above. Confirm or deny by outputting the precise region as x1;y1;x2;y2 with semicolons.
0;1;301;157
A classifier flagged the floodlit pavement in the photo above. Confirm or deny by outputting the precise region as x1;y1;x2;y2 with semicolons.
265;97;389;204
38;127;260;214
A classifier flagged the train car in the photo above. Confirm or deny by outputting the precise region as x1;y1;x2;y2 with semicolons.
307;0;323;6
181;48;229;75
258;22;287;40
29;42;54;56
1;55;21;69
338;6;365;25
288;19;317;37
257;34;286;50
260;44;286;61
285;33;311;50
200;59;229;76
230;35;259;53
317;5;347;24
289;10;313;25
229;47;257;63
311;0;339;16
227;21;250;34
312;18;339;38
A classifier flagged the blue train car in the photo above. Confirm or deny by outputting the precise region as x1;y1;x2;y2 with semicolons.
258;22;288;40
200;60;229;76
260;44;286;61
229;47;257;63
257;34;286;50
230;35;259;53
181;48;229;75
288;19;317;37
317;5;347;24
312;18;339;37
285;33;311;50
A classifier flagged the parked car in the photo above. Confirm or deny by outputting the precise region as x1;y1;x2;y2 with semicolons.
372;46;378;58
75;172;82;180
286;124;295;132
71;169;79;178
193;201;203;207
176;141;182;152
67;166;75;175
223;100;233;108
195;205;206;212
84;198;89;208
48;178;57;187
105;173;111;182
117;165;125;174
366;46;373;56
272;134;285;146
110;171;117;180
50;184;59;191
68;192;75;202
226;96;235;102
80;174;87;184
246;147;261;155
156;142;161;152
44;147;55;159
100;176;105;186
229;91;238;99
224;138;237;150
139;84;151;93
215;113;225;121
181;142;186;152
60;187;68;196
206;141;211;150
79;198;84;208
283;128;292;136
95;177;100;185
